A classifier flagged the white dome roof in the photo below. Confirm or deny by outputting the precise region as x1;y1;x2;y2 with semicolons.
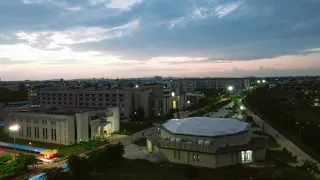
162;117;249;137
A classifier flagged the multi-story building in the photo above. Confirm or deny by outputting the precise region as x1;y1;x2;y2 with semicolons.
5;107;120;145
28;86;187;118
171;78;250;93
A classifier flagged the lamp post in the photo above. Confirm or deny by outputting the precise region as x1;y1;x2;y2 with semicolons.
9;125;20;159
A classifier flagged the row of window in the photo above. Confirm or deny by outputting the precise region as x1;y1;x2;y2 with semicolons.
18;126;57;141
15;119;56;125
173;151;200;161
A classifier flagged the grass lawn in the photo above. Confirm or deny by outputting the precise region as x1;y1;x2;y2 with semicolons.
90;159;316;180
118;122;154;135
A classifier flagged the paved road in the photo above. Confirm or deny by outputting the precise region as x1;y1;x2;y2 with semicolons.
244;104;320;167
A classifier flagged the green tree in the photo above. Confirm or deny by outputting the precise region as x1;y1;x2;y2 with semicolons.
44;167;75;180
0;154;12;165
68;155;93;179
16;153;40;169
88;143;125;172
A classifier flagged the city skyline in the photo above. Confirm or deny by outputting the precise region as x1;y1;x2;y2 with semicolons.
1;0;320;81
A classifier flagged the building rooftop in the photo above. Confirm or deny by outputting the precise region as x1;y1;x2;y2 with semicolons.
162;117;249;137
15;107;97;116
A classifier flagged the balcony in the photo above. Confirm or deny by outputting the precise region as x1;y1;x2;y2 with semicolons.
160;141;217;153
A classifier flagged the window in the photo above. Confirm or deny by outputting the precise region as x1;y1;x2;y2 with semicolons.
54;129;57;140
241;150;252;163
174;150;181;159
51;129;54;140
193;153;200;161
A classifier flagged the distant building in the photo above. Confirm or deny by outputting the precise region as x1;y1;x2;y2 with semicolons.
186;92;205;104
0;102;4;122
28;85;187;118
5;107;120;145
146;117;267;168
171;78;250;93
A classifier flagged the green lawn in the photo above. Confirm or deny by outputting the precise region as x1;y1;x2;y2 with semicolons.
118;122;154;135
90;159;315;180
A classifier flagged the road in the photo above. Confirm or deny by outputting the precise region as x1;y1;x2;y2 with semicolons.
244;104;320;167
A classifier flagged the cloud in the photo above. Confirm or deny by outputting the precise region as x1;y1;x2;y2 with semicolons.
1;0;320;80
88;0;143;9
14;19;139;48
22;0;43;4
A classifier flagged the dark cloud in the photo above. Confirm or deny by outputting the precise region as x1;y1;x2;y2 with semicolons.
1;0;320;71
71;0;320;61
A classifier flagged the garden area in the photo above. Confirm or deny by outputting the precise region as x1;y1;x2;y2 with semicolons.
0;153;39;180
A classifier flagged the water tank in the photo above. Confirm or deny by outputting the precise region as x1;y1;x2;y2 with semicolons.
204;140;211;145
170;138;176;142
198;140;204;144
176;138;181;142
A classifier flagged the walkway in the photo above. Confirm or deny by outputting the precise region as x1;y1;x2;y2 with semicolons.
244;105;320;168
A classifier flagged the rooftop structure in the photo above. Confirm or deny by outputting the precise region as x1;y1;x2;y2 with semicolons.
162;117;249;137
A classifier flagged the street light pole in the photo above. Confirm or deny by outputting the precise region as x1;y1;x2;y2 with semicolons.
9;125;20;160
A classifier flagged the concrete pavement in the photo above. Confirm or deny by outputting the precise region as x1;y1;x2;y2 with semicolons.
244;104;320;168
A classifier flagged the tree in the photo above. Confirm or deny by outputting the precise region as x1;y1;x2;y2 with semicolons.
67;155;93;179
16;153;40;169
0;154;12;165
88;143;125;172
44;167;73;180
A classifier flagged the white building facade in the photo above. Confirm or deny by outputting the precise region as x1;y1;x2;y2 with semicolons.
5;107;120;145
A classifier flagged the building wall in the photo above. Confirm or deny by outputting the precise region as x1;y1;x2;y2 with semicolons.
6;113;75;145
75;112;89;143
156;148;216;168
254;149;266;161
160;129;252;147
106;107;120;132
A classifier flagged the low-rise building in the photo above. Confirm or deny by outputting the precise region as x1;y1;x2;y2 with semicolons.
5;107;120;145
146;117;267;168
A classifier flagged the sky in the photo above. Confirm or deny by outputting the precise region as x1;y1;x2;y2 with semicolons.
0;0;320;80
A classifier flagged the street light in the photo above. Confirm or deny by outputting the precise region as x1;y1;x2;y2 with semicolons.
240;105;245;110
227;86;234;91
187;100;190;104
262;80;266;83
171;92;175;97
9;125;20;159
257;80;261;84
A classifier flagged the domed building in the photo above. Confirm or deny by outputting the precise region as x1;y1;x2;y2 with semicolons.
146;117;268;168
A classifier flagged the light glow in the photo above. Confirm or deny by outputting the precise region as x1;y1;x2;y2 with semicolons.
9;125;20;131
227;86;234;91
